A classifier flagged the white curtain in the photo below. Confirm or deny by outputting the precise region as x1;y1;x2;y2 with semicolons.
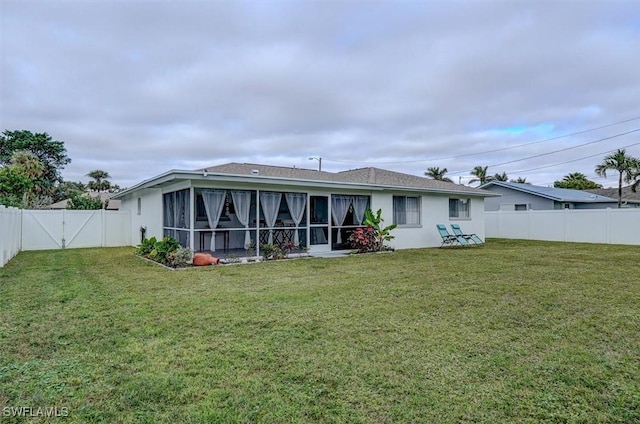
331;195;352;244
231;190;252;249
352;196;369;225
175;189;190;229
406;196;420;225
260;191;282;244
285;192;306;245
202;190;227;251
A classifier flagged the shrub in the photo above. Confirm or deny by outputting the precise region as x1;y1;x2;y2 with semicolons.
261;243;284;261
135;236;183;266
135;236;157;256
166;246;193;268
348;226;378;253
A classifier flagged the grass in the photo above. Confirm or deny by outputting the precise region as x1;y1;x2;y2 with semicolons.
0;239;638;423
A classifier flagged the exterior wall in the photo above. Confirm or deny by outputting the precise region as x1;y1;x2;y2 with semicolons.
486;208;640;245
373;192;486;249
0;206;22;267
123;179;488;251
120;188;163;246
483;186;554;211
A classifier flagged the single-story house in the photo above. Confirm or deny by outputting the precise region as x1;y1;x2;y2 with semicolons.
479;180;640;211
112;163;495;256
585;186;640;205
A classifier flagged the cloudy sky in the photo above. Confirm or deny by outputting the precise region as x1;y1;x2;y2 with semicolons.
2;0;639;189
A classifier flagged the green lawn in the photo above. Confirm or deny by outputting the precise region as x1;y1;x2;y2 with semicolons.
0;240;638;423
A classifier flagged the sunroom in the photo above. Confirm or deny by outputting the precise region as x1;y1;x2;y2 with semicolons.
162;187;371;257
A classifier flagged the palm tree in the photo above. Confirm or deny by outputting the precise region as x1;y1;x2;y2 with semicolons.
469;166;489;186
553;172;602;190
595;149;640;208
424;167;453;183
492;172;509;182
10;150;44;179
510;177;528;184
86;169;112;192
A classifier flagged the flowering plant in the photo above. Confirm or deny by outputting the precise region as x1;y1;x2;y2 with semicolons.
347;226;378;253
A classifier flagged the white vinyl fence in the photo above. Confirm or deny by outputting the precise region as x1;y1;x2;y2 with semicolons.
21;209;131;250
0;206;22;267
486;209;640;245
1;208;132;267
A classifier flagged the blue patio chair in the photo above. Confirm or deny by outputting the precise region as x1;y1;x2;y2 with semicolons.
450;224;484;246
436;224;469;248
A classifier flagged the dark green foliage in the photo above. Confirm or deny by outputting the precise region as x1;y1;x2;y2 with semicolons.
0;130;71;192
554;172;602;189
0;165;32;207
67;192;105;210
136;236;183;267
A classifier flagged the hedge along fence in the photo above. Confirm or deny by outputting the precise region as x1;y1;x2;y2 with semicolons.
0;205;22;267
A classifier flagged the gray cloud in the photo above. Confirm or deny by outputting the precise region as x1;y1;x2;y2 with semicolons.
2;1;639;189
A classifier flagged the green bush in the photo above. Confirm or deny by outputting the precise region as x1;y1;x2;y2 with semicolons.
135;236;183;266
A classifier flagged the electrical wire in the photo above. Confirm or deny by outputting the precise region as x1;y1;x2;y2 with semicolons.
322;115;640;165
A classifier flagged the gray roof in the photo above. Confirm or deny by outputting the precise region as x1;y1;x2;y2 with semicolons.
479;181;618;203
201;162;492;195
114;162;495;199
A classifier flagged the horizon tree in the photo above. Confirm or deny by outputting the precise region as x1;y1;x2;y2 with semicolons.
492;172;509;182
424;166;453;183
554;172;602;190
86;169;112;192
595;149;640;208
510;177;528;184
469;165;489;186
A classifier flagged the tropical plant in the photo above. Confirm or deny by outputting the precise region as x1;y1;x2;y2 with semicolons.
363;208;397;251
347;226;378;253
424;167;453;183
261;243;284;260
469;166;489;186
87;169;112;192
510;177;528;184
595;149;640;208
492;172;509;182
135;236;157;256
0;130;71;194
553;172;602;190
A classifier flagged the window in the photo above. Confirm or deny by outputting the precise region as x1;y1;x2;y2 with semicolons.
137;197;141;215
515;203;527;211
449;198;470;219
393;196;421;225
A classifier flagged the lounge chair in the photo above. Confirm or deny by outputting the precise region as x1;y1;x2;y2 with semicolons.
450;224;484;246
436;224;470;248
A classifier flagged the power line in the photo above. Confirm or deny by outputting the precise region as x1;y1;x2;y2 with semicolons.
508;141;640;175
447;128;640;176
322;115;640;165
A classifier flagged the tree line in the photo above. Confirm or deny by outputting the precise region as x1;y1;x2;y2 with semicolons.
0;130;118;209
424;149;640;208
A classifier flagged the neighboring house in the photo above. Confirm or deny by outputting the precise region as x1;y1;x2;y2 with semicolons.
479;181;640;211
585;186;640;205
112;163;495;255
48;192;121;210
